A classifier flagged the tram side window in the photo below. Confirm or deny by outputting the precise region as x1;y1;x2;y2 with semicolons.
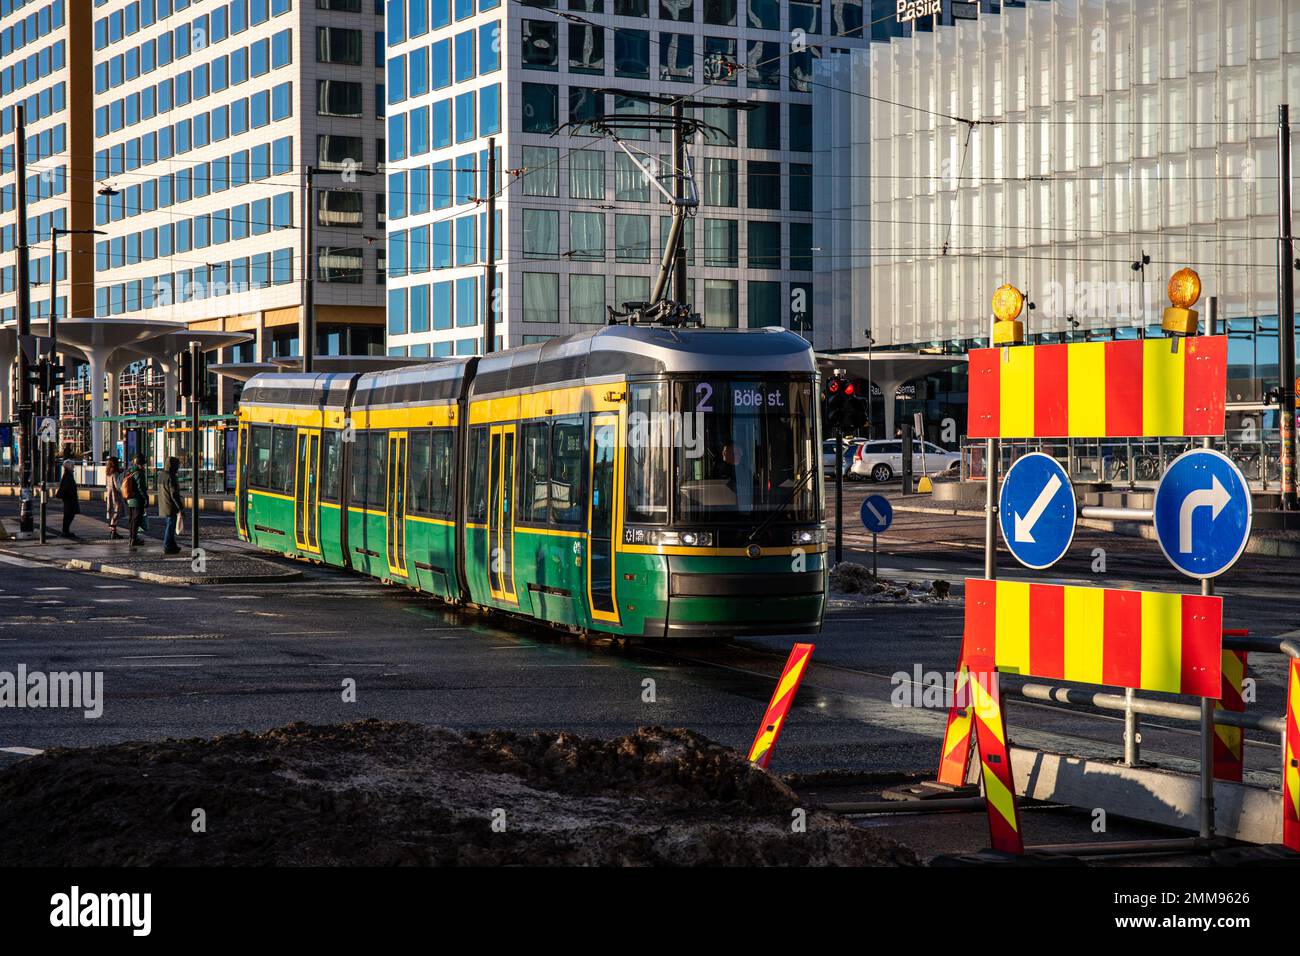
320;430;341;501
349;431;371;506
626;382;668;523
429;429;454;515
519;421;550;524
366;430;389;508
466;426;488;521
550;417;584;526
408;429;433;514
270;427;296;495
249;424;274;489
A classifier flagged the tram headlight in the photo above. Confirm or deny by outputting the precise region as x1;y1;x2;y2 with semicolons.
792;528;825;545
648;530;713;547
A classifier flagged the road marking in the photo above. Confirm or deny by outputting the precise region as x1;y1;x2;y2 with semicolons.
0;554;45;568
119;654;219;660
95;585;131;590
35;586;69;591
157;596;197;601
0;746;43;756
93;598;130;603
222;595;260;600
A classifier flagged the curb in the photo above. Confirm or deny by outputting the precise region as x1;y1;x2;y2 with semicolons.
60;556;303;586
0;544;303;585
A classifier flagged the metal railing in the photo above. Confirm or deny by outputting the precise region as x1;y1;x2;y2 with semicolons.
960;429;1285;490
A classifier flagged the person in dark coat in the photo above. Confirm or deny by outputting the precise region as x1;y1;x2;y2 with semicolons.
56;460;81;539
123;454;149;547
159;457;183;555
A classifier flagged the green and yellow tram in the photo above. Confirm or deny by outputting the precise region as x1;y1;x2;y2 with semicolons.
236;325;827;639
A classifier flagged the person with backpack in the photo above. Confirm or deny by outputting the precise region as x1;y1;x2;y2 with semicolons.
122;454;148;547
159;457;183;555
55;460;81;539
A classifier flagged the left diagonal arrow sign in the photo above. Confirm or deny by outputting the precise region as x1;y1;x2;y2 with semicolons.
1013;472;1062;544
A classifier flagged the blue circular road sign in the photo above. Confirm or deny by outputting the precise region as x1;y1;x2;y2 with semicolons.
999;452;1077;570
1153;448;1252;579
860;494;893;533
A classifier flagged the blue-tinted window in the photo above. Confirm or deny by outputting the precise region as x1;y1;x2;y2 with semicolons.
272;137;292;174
251;38;270;76
409;166;429;214
454;91;475;142
271;29;291;68
454;0;473;20
433;281;452;330
389;171;407;219
455;275;477;325
389;114;407;160
271;81;293;120
432;161;452;208
432;221;452;269
387;0;405;44
387;54;405;103
479;83;499;135
408;46;428;97
388;287;407;335
432;99;451;148
430;0;449;29
454;31;473;81
389;229;407;276
272;192;292;228
408;0;427;38
410;284;430;333
409;106;429;155
479;22;499;73
431;39;450;89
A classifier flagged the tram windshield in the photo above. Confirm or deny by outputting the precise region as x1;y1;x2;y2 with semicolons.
669;378;818;524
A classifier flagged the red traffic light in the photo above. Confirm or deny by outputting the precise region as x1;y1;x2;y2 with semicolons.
844;382;855;396
828;379;840;393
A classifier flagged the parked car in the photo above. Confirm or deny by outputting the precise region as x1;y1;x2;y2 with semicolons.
850;440;961;482
822;438;867;478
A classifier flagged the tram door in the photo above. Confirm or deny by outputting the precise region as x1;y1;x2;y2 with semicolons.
294;428;321;554
587;414;619;624
236;423;250;538
487;423;517;603
386;431;408;576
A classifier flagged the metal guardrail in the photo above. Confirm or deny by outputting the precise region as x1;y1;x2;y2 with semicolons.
1001;633;1298;770
961;430;1286;490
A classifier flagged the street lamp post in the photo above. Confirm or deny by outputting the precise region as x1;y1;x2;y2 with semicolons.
301;164;375;374
864;329;876;439
38;226;104;543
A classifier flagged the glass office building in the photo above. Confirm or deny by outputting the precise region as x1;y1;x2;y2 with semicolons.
815;0;1300;434
87;0;388;377
382;0;885;356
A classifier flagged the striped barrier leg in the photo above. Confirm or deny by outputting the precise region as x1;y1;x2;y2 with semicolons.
1213;649;1247;782
968;657;1024;855
1284;659;1300;852
937;662;974;786
747;642;815;770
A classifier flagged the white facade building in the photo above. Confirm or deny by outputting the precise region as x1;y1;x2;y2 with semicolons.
816;0;1300;409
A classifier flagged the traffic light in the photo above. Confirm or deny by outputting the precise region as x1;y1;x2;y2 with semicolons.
179;349;207;400
821;373;869;434
24;359;65;392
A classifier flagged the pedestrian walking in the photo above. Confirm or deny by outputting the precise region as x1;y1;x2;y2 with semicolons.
159;457;183;555
105;456;126;540
55;460;80;539
123;454;149;547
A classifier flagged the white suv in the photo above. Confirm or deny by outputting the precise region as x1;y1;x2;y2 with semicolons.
851;440;961;482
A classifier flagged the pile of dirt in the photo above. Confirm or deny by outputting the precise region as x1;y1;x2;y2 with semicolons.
0;721;916;867
829;562;951;604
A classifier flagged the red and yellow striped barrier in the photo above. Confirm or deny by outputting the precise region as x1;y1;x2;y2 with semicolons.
747;642;815;769
1284;659;1300;852
968;336;1227;439
964;579;1223;697
968;657;1024;855
1213;647;1248;782
937;665;974;786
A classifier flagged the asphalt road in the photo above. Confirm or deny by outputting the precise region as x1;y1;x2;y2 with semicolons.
2;491;1294;782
